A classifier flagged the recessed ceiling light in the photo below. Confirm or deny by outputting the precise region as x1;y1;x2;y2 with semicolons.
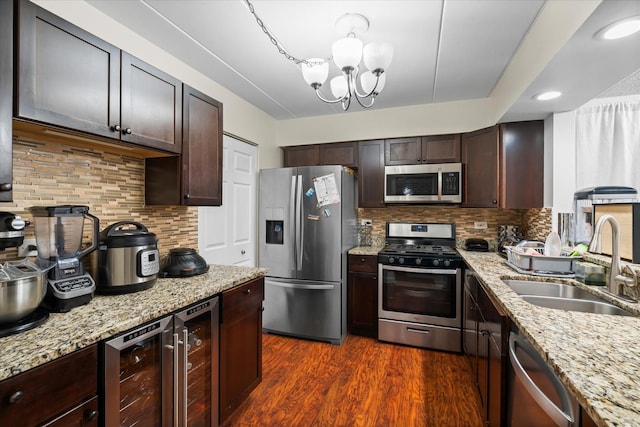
595;16;640;40
534;91;562;101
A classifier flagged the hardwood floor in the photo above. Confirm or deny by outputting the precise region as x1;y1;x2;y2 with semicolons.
224;333;484;427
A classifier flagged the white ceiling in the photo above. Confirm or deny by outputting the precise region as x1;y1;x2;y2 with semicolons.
85;0;640;121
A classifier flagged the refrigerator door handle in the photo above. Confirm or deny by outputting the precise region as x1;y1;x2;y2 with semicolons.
296;174;303;270
290;174;297;269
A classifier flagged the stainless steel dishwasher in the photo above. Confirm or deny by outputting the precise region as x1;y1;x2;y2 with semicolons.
507;331;578;427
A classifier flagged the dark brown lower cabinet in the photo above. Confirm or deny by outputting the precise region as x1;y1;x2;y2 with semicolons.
220;277;265;425
0;344;98;426
463;269;509;426
347;254;378;337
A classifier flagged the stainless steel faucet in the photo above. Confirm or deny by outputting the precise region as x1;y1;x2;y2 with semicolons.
588;215;634;297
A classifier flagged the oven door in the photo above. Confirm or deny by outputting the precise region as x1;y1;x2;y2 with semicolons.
378;264;462;329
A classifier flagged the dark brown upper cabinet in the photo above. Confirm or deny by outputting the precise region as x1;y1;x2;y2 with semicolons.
0;0;13;202
146;85;223;206
16;1;182;154
283;145;320;167
283;141;358;168
461;121;543;208
358;139;386;208
385;134;461;165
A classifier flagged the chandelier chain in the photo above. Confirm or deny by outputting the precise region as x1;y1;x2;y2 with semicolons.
243;0;321;67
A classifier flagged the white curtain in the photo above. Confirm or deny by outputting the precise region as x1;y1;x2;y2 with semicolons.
575;100;640;190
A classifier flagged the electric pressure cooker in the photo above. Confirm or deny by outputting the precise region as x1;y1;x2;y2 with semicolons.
89;221;160;294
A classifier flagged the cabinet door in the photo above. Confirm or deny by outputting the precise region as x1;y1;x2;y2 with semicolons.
348;271;378;337
422;134;461;163
0;345;97;427
42;396;98;427
0;0;12;202
462;126;499;207
348;255;378;338
500;121;544;208
120;52;182;153
384;137;421;165
283;145;320;167
181;85;223;205
358;140;386;208
16;1;121;139
220;278;264;424
320;142;358;167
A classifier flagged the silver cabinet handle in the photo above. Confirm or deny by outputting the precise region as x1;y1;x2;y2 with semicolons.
182;328;188;427
172;333;179;426
8;390;24;404
124;128;132;135
111;124;121;132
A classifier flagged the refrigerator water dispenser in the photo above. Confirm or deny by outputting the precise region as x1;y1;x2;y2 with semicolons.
266;220;284;245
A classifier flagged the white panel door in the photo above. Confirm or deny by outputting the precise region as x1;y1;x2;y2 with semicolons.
199;135;257;266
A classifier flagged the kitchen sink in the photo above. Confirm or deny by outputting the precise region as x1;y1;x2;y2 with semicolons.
503;279;634;316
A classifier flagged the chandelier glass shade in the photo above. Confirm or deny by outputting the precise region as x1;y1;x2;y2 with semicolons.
300;14;393;110
242;2;392;111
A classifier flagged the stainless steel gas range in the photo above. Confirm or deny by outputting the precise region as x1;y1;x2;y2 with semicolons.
377;222;463;352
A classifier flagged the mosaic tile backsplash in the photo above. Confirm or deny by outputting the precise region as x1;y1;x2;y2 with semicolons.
358;206;552;249
0;138;198;262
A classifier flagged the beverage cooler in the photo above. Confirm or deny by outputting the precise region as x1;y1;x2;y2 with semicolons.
102;296;219;427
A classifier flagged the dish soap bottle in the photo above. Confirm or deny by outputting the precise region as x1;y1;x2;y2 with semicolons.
544;231;562;257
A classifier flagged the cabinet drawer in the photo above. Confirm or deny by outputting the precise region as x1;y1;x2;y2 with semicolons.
222;278;265;321
348;254;378;273
0;344;97;426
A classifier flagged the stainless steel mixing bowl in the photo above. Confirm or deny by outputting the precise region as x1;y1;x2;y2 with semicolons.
0;261;50;324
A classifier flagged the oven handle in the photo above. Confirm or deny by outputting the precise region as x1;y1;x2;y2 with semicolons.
380;264;458;275
172;332;179;427
182;328;188;427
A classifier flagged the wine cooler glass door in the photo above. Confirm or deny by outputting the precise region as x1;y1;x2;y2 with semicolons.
103;316;174;427
174;296;220;427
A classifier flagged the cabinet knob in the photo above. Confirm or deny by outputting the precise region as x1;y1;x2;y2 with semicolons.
124;128;133;135
86;409;99;421
0;183;11;192
8;390;24;404
184;194;191;199
244;288;252;295
492;200;497;204
110;124;121;132
241;250;246;255
360;258;366;262
480;329;490;336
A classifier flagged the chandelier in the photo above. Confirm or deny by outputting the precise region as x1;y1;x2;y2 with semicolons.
244;1;393;111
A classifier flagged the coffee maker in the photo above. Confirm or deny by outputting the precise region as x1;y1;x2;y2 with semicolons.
30;205;99;312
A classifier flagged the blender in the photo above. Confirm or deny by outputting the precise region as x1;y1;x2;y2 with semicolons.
30;205;99;312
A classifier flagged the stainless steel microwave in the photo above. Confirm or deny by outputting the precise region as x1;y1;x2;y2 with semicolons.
384;163;462;203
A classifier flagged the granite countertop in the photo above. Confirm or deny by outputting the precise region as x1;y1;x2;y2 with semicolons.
459;250;640;427
348;245;385;256
0;264;267;381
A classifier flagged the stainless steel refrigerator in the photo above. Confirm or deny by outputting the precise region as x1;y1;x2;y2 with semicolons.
259;165;356;344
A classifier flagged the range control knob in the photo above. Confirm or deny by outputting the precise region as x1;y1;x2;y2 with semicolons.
398;257;405;265
444;259;451;267
432;259;440;267
415;258;422;266
388;257;395;264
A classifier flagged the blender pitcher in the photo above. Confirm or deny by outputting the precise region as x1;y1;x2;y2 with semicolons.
30;206;99;272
